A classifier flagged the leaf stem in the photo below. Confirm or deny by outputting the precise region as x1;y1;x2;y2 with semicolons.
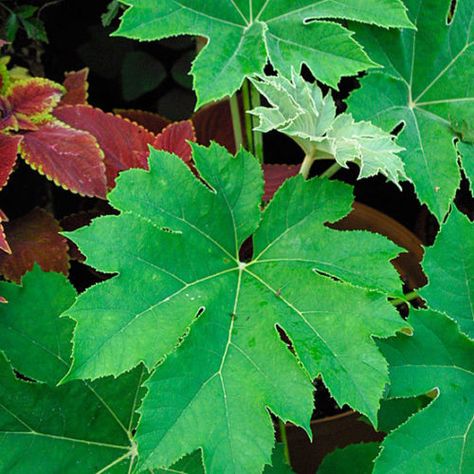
278;418;291;466
299;152;316;179
229;93;244;151
250;81;264;163
390;290;420;306
320;162;342;179
242;80;254;153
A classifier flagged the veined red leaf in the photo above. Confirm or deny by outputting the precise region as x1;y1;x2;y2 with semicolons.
54;105;155;187
114;108;170;134
0;210;10;254
60;68;89;106
8;78;64;120
193;99;235;153
263;164;299;201
153;120;195;163
19;120;107;198
0;208;69;283
0;133;20;189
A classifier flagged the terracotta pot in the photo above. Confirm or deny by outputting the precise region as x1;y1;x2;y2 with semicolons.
283;203;426;473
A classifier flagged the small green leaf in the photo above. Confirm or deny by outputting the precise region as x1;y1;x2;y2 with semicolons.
250;72;406;186
419;207;474;339
16;5;38;20
102;0;121;27
63;143;407;472
318;442;380;474
5;13;19;43
20;17;48;43
115;0;413;106
347;0;474;220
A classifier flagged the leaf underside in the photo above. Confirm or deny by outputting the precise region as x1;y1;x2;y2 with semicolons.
64;143;407;473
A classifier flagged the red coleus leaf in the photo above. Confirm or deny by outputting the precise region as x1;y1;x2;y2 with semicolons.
7;78;64;121
114;108;170;134
60;68;89;106
152;120;196;163
0;133;21;189
19;120;107;198
0;208;69;283
54;105;155;187
193;99;236;153
263;163;299;201
0;210;10;254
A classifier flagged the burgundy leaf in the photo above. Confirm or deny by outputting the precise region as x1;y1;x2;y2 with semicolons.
0;208;70;283
0;133;20;189
54;105;155;187
60;68;89;106
8;78;64;119
19;120;107;198
114;108;170;134
153;120;196;163
192;99;236;153
263;164;299;201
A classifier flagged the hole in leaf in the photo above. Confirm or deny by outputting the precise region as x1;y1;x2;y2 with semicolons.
446;0;457;24
391;120;406;137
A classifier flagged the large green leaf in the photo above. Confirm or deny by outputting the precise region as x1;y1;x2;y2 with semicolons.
250;72;406;185
375;309;474;473
115;0;413;106
63;143;408;473
0;267;149;473
347;0;474;220
419;207;474;339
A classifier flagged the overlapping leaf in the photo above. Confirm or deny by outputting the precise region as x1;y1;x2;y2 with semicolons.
115;0;413;106
0;208;69;283
373;207;474;473
318;442;380;474
0;69;107;198
375;309;474;473
419;208;474;338
0;267;148;472
19;120;107;198
152;120;196;163
347;0;474;220
59;68;89;106
54;104;154;187
250;73;406;185
63;143;408;472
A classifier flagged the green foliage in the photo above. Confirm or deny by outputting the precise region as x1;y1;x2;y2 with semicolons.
0;266;148;473
420;208;474;338
114;0;413;106
63;143;407;472
250;72;406;185
347;0;474;221
375;309;474;473
318;442;380;474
